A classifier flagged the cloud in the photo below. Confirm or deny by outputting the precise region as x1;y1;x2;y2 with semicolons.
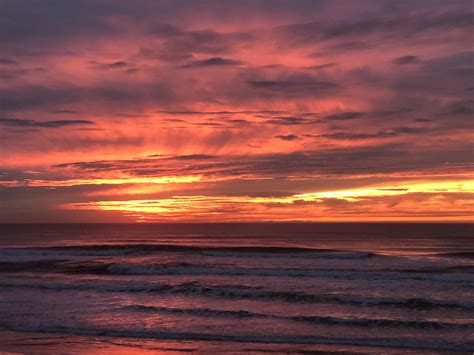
173;154;216;160
90;61;129;70
0;118;95;128
0;0;472;222
320;41;373;54
444;100;474;116
0;57;19;65
323;112;363;121
159;29;253;61
264;117;313;125
247;80;337;95
249;80;336;89
318;132;395;140
280;9;474;46
274;134;299;141
393;55;419;65
182;57;242;68
305;63;337;70
0;82;174;112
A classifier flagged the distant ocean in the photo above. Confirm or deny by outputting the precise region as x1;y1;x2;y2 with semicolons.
0;223;473;353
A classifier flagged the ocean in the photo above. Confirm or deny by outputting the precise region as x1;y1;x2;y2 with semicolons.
0;223;473;353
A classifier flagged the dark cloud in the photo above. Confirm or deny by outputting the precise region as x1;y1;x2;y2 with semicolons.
0;0;122;49
182;57;242;68
156;110;287;115
55;142;474;179
163;118;187;123
51;109;80;114
0;118;95;128
274;134;299;141
393;55;419;65
316;125;448;140
228;119;250;125
0;58;19;65
264;117;313;125
392;51;474;96
391;126;429;134
247;80;337;94
323;112;364;120
173;154;216;160
90;61;129;70
192;122;223;127
0;66;45;81
305;63;337;70
280;10;474;46
159;29;252;61
0;81;174;112
321;41;373;54
318;132;396;140
444;100;474;116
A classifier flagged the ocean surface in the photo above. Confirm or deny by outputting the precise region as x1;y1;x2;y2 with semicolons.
0;223;473;353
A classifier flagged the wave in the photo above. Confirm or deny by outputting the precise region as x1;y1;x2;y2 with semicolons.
121;304;474;329
104;263;474;282
1;281;472;309
1;324;472;351
2;259;472;283
121;305;259;318
0;244;378;259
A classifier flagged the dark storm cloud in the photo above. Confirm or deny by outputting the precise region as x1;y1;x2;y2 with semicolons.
0;82;174;111
156;110;287;115
392;51;474;96
274;134;299;141
391;126;429;134
241;145;473;176
393;55;419;65
48;140;474;187
228;119;250;125
323;112;364;121
444;100;474;116
182;57;243;68
0;118;95;128
173;154;216;160
317;132;396;140
0;66;45;81
0;0;121;48
305;63;338;70
264;117;313;125
316;125;442;140
167;27;252;50
51;110;80;114
280;10;473;45
90;61;129;70
191;122;223;127
0;58;19;65
247;80;337;95
320;41;374;54
159;29;253;61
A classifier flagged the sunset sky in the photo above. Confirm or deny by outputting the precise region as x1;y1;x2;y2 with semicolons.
0;0;473;222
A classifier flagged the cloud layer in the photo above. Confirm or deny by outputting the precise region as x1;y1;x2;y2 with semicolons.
0;0;472;222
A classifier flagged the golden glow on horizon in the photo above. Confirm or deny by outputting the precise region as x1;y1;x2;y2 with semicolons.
60;180;474;222
294;180;474;201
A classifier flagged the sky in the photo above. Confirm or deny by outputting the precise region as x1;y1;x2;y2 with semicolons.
0;0;473;222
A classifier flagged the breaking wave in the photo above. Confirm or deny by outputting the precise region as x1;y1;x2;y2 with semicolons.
120;304;474;329
1;281;472;310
